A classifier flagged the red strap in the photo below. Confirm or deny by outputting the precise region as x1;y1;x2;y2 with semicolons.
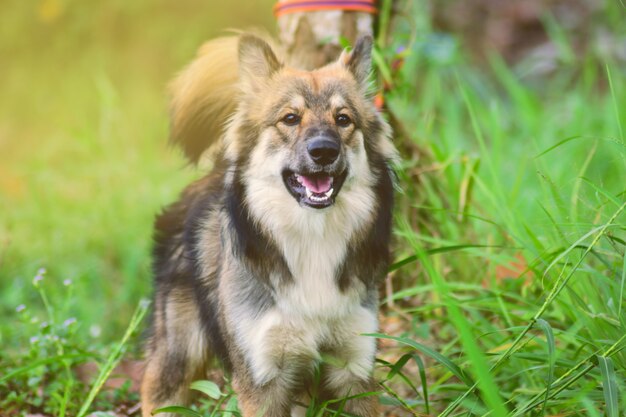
274;0;377;17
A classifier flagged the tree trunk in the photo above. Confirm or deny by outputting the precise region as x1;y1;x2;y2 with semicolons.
276;2;375;69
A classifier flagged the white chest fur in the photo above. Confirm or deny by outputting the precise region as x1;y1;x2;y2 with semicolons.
272;207;366;318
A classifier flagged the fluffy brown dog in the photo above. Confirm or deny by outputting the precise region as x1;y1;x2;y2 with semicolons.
141;34;397;417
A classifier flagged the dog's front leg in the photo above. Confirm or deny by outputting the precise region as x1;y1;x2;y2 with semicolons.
234;372;308;417
323;367;380;417
322;306;380;417
230;312;319;417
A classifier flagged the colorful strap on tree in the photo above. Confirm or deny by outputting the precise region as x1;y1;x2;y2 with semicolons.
274;0;377;17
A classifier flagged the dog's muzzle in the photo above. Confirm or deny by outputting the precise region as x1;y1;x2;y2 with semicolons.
282;169;347;209
282;135;347;209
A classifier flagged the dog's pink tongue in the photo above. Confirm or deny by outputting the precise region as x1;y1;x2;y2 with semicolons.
300;175;332;193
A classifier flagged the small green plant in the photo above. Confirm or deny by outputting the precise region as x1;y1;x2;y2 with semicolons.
0;269;95;416
154;379;240;417
0;269;149;416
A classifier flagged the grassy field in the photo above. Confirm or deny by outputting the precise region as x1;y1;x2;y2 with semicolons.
1;1;625;416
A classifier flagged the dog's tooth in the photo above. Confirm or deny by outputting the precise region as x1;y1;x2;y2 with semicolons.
324;188;334;198
305;187;312;198
310;193;329;202
296;174;303;184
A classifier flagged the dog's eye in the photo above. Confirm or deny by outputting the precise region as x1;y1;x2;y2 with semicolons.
335;114;352;127
281;113;301;126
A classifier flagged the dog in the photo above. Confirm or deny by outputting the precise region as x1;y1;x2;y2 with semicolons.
140;33;398;417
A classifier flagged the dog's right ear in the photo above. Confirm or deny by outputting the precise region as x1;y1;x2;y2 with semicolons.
238;34;282;90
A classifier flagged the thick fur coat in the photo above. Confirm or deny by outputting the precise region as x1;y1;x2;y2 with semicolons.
141;34;398;417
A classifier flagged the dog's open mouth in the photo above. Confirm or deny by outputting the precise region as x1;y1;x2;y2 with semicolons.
282;170;347;209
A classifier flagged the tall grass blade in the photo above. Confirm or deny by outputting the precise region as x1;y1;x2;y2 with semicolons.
379;382;421;417
380;355;421;399
542;222;622;280
570;142;598;221
381;353;430;413
535;319;555;415
413;354;430;415
367;333;473;386
318;391;379;417
597;356;619;417
76;299;150;417
533;135;583;159
606;64;624;141
617;249;626;317
579;177;622;208
389;245;508;272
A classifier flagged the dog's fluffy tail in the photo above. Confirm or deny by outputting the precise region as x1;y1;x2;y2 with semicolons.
169;36;240;163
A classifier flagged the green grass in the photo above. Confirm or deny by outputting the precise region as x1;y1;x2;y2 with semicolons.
1;0;625;415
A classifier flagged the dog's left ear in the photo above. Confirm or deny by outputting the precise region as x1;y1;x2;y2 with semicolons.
340;35;373;89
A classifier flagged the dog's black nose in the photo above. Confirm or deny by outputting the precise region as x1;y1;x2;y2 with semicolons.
307;138;340;165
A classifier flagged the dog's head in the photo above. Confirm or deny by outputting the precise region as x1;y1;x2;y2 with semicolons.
226;34;395;213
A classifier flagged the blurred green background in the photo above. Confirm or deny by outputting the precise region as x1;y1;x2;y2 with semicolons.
0;0;275;343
